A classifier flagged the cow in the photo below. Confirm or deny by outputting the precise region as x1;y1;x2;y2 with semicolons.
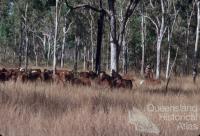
71;77;91;86
98;71;113;88
79;71;98;79
42;69;53;82
112;78;133;89
111;70;133;89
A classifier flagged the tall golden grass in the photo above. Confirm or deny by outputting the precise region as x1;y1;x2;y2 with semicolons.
0;76;199;136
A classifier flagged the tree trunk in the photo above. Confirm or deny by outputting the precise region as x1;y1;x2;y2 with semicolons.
95;0;104;74
193;1;200;83
24;3;29;71
156;36;162;79
140;3;145;77
166;28;171;79
122;38;128;74
61;17;67;68
108;0;118;73
47;35;51;66
83;46;87;71
74;36;80;72
19;17;23;68
53;0;59;75
33;33;38;67
156;0;165;80
90;10;94;71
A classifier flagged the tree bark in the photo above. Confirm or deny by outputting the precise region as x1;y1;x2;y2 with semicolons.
33;33;38;67
83;46;87;71
140;1;145;77
89;10;95;71
155;0;165;79
95;0;104;74
166;28;171;79
53;0;59;75
122;37;128;74
108;0;118;73
61;17;67;68
193;1;200;83
24;3;29;71
47;35;51;67
74;36;80;72
19;17;23;68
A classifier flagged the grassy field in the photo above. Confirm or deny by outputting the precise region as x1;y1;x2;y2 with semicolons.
0;76;199;136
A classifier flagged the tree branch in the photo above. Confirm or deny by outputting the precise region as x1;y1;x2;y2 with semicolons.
65;0;110;16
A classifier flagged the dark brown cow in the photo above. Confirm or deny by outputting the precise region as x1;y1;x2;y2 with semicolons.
42;69;53;82
112;78;133;89
28;71;42;81
111;70;122;80
111;70;133;89
71;77;91;86
98;71;113;88
88;71;98;79
79;71;98;79
79;72;90;79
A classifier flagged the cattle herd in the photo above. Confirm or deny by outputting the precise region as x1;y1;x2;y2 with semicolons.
0;68;133;89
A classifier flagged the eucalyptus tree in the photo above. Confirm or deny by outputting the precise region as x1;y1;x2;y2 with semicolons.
193;0;200;83
145;0;168;79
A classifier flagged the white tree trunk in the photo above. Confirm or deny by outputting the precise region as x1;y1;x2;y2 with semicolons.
109;0;118;73
156;0;165;79
156;36;162;79
47;35;51;66
110;34;117;72
195;2;200;58
61;21;66;68
90;10;94;71
83;46;87;71
141;6;145;77
166;28;171;79
53;0;59;75
193;1;200;82
24;3;29;71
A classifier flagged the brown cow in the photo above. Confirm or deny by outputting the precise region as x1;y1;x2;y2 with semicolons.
42;69;53;82
112;78;133;89
111;70;133;89
71;77;91;86
79;71;98;79
98;71;113;88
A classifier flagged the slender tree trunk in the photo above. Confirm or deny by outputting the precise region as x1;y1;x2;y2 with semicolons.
122;38;128;74
156;0;165;80
74;36;80;72
185;4;195;75
193;1;200;83
53;0;59;75
33;33;38;67
83;46;87;71
47;36;51;66
19;17;23;68
185;23;190;75
90;10;94;71
140;4;145;76
61;17;67;68
156;36;162;79
24;3;29;71
166;28;171;79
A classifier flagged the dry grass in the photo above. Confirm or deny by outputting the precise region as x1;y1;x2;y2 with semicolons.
0;76;199;136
